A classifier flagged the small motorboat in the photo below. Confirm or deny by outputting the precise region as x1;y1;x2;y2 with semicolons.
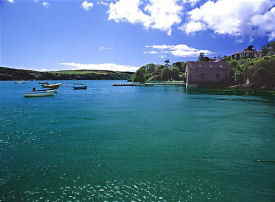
39;82;49;85
41;83;62;89
73;84;87;90
24;91;55;98
15;81;26;84
33;88;57;93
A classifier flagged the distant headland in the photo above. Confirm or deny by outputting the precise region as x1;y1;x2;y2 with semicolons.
0;67;133;81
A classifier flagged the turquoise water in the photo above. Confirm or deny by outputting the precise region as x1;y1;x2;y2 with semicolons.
0;80;275;202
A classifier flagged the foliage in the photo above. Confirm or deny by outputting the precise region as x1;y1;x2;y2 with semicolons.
226;54;275;88
262;41;275;56
198;52;211;62
245;55;275;88
131;62;186;82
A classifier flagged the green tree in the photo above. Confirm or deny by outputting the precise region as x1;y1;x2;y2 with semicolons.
164;59;170;67
133;68;146;82
173;62;186;72
170;67;180;80
262;41;275;56
160;68;171;81
198;52;210;61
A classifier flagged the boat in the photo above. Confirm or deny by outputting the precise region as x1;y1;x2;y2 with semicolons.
15;81;26;84
41;83;62;89
39;82;49;85
73;86;87;90
24;91;55;98
73;84;87;90
34;89;57;93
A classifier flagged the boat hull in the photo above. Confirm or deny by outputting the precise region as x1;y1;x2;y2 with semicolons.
73;86;87;90
41;83;62;89
24;91;55;98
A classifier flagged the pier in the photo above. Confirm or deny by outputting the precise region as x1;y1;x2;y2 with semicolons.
112;82;186;87
112;83;146;86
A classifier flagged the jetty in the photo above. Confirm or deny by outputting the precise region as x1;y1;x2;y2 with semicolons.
112;83;146;87
145;81;185;86
112;81;186;87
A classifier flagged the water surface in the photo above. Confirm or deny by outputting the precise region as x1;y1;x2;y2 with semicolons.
0;80;275;201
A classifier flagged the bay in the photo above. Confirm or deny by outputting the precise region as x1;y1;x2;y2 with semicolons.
0;80;275;202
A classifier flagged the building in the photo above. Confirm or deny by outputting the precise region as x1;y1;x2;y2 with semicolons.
232;47;262;60
185;61;232;88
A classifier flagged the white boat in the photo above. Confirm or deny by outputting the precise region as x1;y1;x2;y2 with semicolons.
24;91;55;98
15;81;26;84
41;83;62;89
34;89;57;93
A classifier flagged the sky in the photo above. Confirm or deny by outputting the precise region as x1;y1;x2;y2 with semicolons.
0;0;274;72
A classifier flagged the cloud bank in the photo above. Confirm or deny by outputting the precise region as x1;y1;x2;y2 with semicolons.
145;44;213;57
101;0;275;39
182;0;275;39
108;0;183;35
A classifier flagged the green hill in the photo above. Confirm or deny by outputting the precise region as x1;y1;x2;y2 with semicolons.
227;55;275;89
131;62;186;82
0;67;133;80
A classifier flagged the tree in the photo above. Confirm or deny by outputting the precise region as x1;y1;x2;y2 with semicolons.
198;52;210;61
262;41;275;56
173;62;186;72
164;59;170;67
170;67;180;80
133;68;146;82
160;68;171;81
247;45;255;51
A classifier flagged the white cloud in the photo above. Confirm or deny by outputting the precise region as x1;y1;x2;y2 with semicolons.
98;0;113;6
107;0;183;35
251;7;275;40
60;62;139;72
182;0;275;39
144;50;159;54
180;21;205;34
6;0;15;3
145;44;213;57
81;1;94;11
41;1;49;8
33;0;49;8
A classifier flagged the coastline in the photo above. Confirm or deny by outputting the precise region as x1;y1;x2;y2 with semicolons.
0;66;133;81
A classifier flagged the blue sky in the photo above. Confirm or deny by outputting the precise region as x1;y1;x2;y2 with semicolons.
1;0;274;71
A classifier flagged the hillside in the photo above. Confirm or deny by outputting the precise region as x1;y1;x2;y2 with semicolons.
0;67;133;80
131;62;186;82
227;55;275;89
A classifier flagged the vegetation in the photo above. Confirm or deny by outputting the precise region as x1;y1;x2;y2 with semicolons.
0;67;133;80
131;62;186;82
198;52;211;62
224;41;275;89
262;41;275;56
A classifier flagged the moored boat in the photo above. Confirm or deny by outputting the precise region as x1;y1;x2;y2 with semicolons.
34;89;57;93
15;81;26;84
73;86;87;90
73;84;87;90
41;83;62;89
39;82;49;85
24;91;55;98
